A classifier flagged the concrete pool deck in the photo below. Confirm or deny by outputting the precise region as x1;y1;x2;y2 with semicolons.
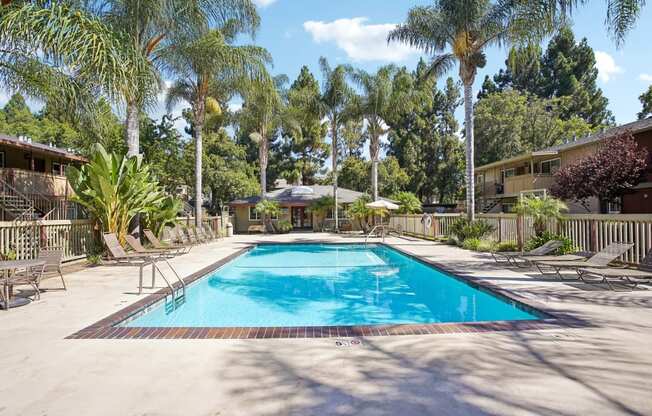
1;233;651;415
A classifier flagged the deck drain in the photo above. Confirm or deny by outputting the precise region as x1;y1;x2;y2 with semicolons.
335;338;363;347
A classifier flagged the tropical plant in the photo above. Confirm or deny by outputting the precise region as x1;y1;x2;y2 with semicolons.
449;217;495;243
390;191;422;214
515;195;567;237
163;24;271;226
551;131;648;211
143;196;182;238
525;231;575;255
388;0;557;220
347;195;374;233
66;144;170;243
255;200;280;233
317;57;358;231
308;195;337;232
350;65;398;200
275;220;293;234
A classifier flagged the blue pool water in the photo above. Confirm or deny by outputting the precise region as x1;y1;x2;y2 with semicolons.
123;244;539;327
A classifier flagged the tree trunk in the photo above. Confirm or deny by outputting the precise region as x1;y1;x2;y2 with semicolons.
259;136;268;199
195;123;204;227
463;81;475;221
125;100;140;157
370;133;380;201
331;119;339;231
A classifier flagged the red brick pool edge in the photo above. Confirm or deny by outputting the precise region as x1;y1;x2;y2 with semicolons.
67;243;590;340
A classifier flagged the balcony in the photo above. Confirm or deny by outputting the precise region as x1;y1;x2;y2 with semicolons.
0;167;72;197
477;174;557;198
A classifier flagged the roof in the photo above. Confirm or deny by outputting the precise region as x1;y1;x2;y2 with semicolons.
229;185;391;206
0;134;87;163
476;117;652;171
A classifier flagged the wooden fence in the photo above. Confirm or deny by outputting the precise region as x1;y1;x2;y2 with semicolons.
388;213;652;265
0;215;233;262
0;219;95;261
176;215;233;235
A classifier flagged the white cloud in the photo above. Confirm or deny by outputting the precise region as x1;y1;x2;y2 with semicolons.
303;17;420;62
253;0;277;7
594;51;623;82
639;73;652;82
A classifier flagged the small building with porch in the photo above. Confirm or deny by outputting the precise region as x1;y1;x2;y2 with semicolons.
229;185;373;233
0;134;87;220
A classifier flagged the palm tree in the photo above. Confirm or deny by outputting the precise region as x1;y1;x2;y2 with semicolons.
515;195;567;237
164;25;270;226
317;57;357;231
350;65;398;201
388;0;557;221
0;2;143;119
92;0;259;156
239;74;296;199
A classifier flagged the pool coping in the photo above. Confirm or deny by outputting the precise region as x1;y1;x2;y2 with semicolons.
67;242;589;340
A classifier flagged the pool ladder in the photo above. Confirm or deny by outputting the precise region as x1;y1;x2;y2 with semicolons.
151;259;186;309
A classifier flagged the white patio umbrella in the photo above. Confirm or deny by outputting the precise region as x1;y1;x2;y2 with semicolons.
366;199;399;227
365;200;399;210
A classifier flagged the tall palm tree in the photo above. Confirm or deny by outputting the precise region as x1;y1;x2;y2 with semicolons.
350;65;398;201
388;0;556;220
0;1;142;118
164;25;270;226
239;74;297;199
93;0;260;156
317;57;357;231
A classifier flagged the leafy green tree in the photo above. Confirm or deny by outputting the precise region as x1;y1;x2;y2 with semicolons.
638;85;652;120
163;25;270;225
388;0;553;219
390;191;422;214
378;156;409;197
67;144;172;243
317;57;357;230
283;66;329;185
338;157;369;193
479;27;614;127
474;90;594;166
386;65;463;204
339;119;365;158
139;115;186;193
351;65;398;200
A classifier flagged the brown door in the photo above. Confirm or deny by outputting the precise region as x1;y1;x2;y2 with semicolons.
291;207;303;228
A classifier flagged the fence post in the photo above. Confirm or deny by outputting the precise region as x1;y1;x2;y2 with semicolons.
498;217;502;243
590;219;598;252
516;214;524;251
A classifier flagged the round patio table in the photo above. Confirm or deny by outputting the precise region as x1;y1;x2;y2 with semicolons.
0;259;45;310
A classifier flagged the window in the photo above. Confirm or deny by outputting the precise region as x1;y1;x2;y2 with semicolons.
540;158;561;175
52;162;62;175
33;158;46;173
501;168;515;183
0;151;4;168
248;206;260;221
606;197;622;214
326;208;347;220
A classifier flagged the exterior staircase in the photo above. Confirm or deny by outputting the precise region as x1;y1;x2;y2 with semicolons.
0;178;42;221
480;198;501;214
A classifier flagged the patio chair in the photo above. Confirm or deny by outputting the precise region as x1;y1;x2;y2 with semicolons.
492;240;564;266
37;247;66;290
143;229;191;254
534;242;634;280
202;225;219;240
102;233;165;294
173;225;197;246
6;262;46;301
125;235;178;258
185;226;203;245
578;249;652;290
198;226;216;242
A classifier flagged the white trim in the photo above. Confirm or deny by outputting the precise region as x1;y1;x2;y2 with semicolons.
248;206;261;221
539;157;561;175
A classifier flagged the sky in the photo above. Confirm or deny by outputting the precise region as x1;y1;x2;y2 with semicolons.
2;1;651;139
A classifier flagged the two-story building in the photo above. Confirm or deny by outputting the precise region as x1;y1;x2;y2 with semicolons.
0;134;87;220
475;118;652;214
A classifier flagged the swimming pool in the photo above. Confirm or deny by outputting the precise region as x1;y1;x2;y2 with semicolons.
121;244;540;328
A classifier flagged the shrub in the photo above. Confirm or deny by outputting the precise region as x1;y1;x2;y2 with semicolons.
275;220;293;234
476;240;496;252
389;191;422;214
450;218;495;242
495;241;518;252
525;231;575;254
462;238;482;251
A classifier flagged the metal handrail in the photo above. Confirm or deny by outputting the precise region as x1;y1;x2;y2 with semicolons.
151;260;186;307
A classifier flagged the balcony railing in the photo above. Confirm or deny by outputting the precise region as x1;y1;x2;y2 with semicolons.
0;167;72;197
477;174;557;198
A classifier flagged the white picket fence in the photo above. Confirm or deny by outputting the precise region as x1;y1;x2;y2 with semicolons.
388;213;652;265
